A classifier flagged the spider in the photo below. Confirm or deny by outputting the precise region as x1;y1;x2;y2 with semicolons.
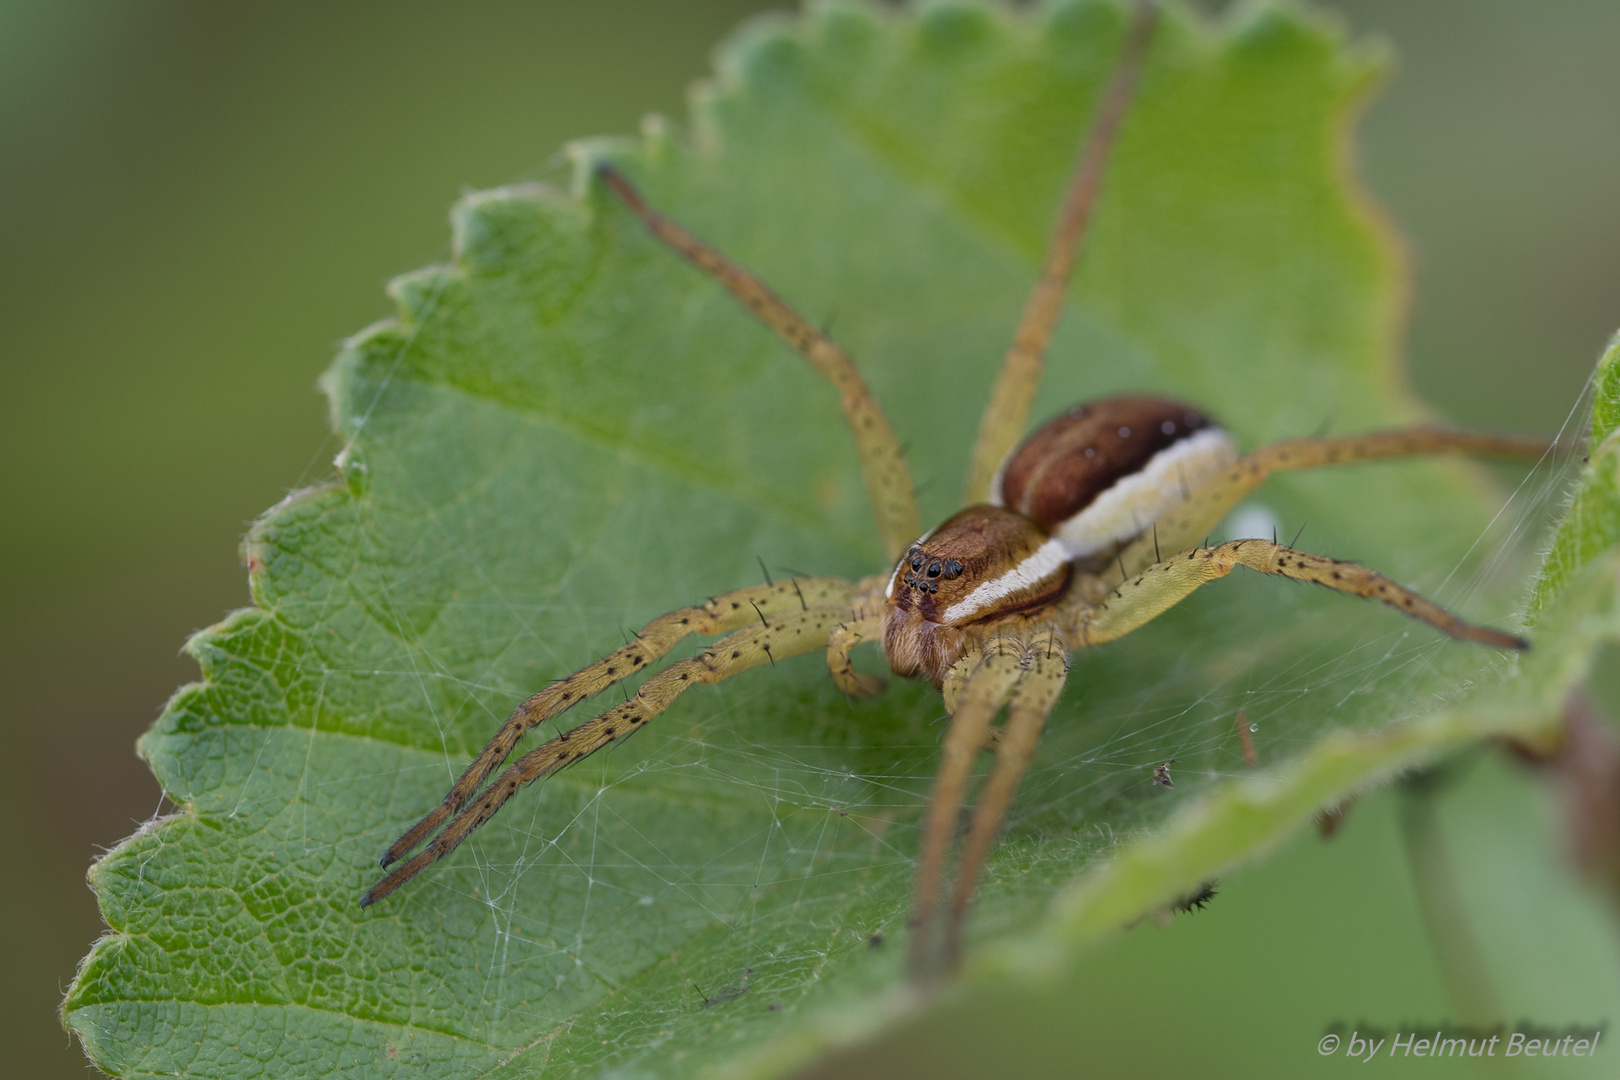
361;4;1546;978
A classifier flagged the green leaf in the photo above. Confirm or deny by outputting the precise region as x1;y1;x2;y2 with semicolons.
1530;332;1620;615
62;3;1618;1078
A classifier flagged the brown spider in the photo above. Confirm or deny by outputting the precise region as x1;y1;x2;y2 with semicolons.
361;5;1545;978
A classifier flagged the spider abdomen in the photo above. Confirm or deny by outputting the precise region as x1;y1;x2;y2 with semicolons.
991;394;1236;560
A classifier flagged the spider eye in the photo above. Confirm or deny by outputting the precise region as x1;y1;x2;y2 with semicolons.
943;559;963;580
911;554;925;571
926;561;942;578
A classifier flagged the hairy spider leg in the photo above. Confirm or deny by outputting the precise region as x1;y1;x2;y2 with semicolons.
827;613;887;698
1108;428;1558;585
943;630;1070;970
378;576;857;870
364;603;857;906
1082;537;1529;651
596;165;920;562
962;0;1159;504
908;639;1025;977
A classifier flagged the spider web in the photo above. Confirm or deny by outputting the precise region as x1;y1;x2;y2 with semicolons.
63;4;1600;1078
229;208;1583;1080
260;285;1581;1072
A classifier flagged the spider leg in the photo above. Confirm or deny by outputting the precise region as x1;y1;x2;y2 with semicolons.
378;576;857;869
363;603;856;906
827;614;886;698
1082;538;1528;651
944;631;1069;970
961;1;1159;503
596;165;920;562
908;639;1025;977
1110;428;1555;584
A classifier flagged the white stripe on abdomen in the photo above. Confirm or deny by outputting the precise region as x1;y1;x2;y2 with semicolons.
1053;427;1236;558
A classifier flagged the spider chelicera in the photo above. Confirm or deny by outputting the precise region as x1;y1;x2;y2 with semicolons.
362;4;1546;977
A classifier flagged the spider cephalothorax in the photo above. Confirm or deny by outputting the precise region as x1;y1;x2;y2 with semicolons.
362;4;1547;979
883;505;1071;685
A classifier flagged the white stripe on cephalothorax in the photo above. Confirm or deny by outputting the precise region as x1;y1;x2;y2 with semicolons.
942;537;1069;624
1054;427;1236;557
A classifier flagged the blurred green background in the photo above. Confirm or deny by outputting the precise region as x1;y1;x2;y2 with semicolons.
2;2;1616;1077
